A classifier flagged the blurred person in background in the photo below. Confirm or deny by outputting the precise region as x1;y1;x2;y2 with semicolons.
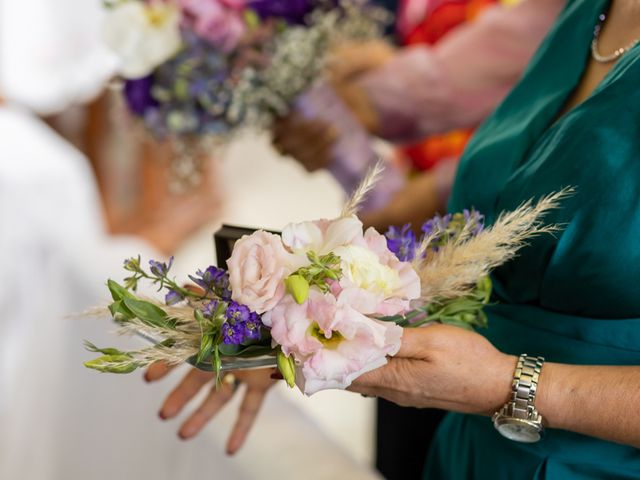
0;0;228;478
273;0;564;232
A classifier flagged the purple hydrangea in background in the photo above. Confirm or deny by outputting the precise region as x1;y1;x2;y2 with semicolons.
124;75;159;116
385;224;417;261
247;0;314;24
189;265;231;299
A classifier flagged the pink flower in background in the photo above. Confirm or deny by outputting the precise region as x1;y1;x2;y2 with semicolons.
227;231;301;314
179;0;246;52
263;290;403;395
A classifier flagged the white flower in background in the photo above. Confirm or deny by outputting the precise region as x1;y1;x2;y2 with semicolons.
102;0;182;79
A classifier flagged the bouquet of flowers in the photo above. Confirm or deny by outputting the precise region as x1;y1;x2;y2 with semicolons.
102;0;389;186
84;164;567;394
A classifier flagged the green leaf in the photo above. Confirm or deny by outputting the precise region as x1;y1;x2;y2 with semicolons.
122;298;169;328
84;354;139;374
108;300;135;323
83;340;127;356
218;343;240;356
197;335;214;365
213;344;222;386
107;279;136;302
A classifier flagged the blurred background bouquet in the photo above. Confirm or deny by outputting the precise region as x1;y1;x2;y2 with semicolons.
102;0;390;187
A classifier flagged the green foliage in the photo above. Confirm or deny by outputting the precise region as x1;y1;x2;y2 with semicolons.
291;251;342;294
84;355;139;374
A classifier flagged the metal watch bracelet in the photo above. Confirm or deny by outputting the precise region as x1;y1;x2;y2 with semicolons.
492;354;545;443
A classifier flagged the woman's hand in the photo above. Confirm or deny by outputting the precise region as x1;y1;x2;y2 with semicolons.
326;40;395;134
349;324;516;415
271;113;338;172
145;363;276;454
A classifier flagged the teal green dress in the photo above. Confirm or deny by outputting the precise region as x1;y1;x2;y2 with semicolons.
424;0;640;478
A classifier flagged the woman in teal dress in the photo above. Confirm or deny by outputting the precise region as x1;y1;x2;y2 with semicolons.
147;0;640;476
348;0;640;478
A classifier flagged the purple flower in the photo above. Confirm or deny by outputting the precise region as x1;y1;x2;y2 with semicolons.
222;322;245;344
463;209;485;236
385;224;417;262
225;301;251;325
220;301;263;344
244;312;263;341
202;300;219;318
189;266;231;298
165;288;184;305
421;214;452;237
247;0;314;24
149;256;174;278
124;76;159;116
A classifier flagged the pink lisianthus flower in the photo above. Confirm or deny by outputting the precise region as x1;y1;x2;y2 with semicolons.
263;289;403;395
179;0;246;52
227;231;303;314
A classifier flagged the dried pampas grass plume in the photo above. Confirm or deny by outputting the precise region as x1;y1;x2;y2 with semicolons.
416;188;573;303
341;157;385;218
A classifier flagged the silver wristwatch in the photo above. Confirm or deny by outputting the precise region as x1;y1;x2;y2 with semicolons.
492;354;545;443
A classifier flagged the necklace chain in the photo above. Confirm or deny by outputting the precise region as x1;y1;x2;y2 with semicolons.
591;13;640;63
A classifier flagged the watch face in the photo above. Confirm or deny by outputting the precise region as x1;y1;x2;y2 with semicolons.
496;420;541;443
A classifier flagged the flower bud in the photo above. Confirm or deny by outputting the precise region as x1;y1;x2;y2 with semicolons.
277;349;296;389
285;274;310;305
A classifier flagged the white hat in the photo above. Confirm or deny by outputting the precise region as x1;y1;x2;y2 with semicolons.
0;0;118;115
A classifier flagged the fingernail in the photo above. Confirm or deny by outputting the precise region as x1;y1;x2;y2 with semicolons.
144;373;151;383
158;410;167;420
270;372;283;380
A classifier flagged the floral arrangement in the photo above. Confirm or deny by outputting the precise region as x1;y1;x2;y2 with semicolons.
84;164;566;394
101;0;388;186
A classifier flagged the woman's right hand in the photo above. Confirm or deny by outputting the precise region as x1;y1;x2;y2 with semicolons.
327;40;395;134
145;363;277;455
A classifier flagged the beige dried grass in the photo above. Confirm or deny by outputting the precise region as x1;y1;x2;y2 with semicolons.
415;189;572;303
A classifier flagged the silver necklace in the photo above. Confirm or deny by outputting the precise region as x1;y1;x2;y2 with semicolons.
591;12;640;63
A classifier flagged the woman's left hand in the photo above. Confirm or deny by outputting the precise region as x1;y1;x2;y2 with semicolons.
349;324;516;415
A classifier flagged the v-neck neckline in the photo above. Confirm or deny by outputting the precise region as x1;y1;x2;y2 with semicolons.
512;0;640;171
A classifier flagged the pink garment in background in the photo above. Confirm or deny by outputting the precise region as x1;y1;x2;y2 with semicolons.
359;0;566;144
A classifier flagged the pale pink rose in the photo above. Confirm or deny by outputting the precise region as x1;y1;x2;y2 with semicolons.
227;231;299;314
263;289;403;395
281;216;364;256
180;0;246;52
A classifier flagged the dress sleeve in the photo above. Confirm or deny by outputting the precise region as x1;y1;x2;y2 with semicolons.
357;0;566;143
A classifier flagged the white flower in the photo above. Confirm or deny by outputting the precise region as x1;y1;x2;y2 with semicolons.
333;245;400;297
281;216;363;255
102;1;182;79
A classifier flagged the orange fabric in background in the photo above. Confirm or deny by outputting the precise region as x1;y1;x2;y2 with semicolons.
398;0;498;171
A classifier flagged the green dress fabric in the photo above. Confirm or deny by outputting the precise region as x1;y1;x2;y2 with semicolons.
424;0;640;478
